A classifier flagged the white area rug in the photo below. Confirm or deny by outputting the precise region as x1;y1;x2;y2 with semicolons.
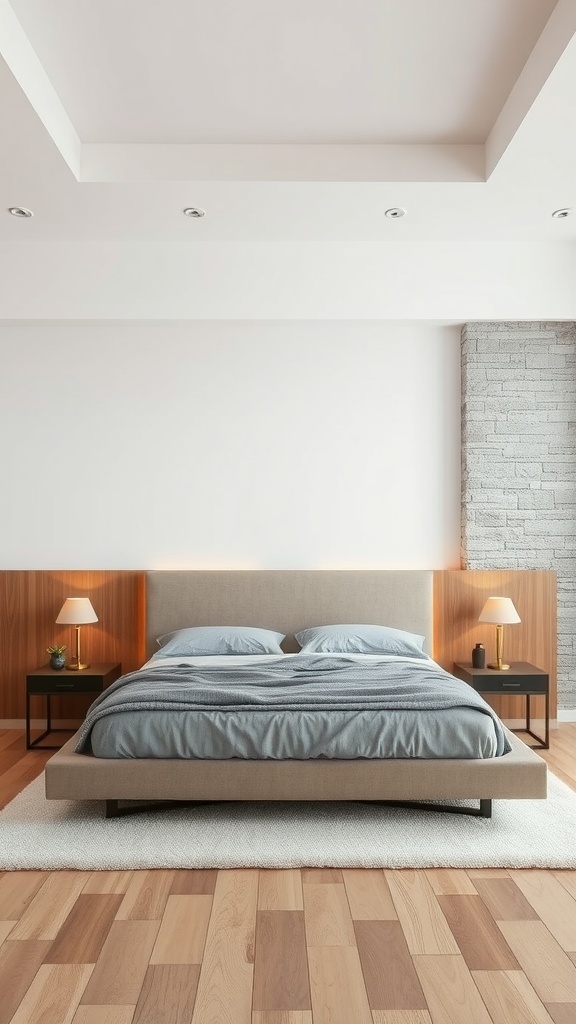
1;771;575;870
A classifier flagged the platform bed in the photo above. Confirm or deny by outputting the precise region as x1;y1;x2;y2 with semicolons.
44;570;548;818
46;727;546;820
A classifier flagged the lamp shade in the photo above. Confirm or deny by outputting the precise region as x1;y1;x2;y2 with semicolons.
478;596;521;625
56;597;98;625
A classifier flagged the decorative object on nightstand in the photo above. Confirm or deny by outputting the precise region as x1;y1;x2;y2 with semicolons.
26;662;121;749
472;643;485;669
47;644;66;670
478;596;521;670
55;596;98;670
453;661;549;749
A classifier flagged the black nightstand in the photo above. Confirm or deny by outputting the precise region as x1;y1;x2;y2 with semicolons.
453;661;549;749
26;662;121;749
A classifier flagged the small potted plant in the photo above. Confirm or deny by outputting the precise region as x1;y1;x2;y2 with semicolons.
47;644;66;670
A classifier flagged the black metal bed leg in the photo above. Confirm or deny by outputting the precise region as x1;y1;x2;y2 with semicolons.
102;796;494;820
365;798;494;818
105;800;120;819
103;798;217;818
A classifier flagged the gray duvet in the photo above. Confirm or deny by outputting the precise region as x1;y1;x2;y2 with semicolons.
77;655;511;760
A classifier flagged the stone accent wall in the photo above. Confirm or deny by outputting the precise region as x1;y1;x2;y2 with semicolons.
461;322;576;710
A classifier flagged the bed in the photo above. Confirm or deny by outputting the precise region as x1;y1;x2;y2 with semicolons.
44;570;547;818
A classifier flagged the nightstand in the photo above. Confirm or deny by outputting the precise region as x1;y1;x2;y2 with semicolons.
453;661;549;749
26;662;121;750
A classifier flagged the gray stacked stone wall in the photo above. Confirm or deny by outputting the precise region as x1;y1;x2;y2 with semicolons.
461;321;576;710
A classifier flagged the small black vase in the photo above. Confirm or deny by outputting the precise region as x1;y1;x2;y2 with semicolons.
49;653;66;670
472;643;486;669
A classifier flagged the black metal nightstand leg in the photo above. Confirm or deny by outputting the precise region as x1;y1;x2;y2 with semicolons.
26;690;31;749
26;662;121;751
28;692;67;750
453;661;549;753
512;692;549;749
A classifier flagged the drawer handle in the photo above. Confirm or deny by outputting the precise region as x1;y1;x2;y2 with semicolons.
54;683;76;688
502;681;521;687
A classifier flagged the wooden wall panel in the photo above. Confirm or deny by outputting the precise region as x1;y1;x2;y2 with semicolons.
433;569;557;721
0;569;556;724
0;572;145;721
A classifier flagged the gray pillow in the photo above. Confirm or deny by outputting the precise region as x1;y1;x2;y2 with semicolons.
295;623;426;658
155;625;285;657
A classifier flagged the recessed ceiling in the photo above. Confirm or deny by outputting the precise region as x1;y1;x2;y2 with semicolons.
0;0;575;249
8;0;557;144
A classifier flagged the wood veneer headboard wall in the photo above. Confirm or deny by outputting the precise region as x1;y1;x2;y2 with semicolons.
0;572;145;723
434;569;557;723
0;568;556;725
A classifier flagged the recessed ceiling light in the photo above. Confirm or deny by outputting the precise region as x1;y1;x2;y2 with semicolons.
385;207;406;219
8;206;33;218
551;208;573;219
183;207;205;218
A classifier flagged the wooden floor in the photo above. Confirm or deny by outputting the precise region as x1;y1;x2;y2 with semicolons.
0;726;575;1024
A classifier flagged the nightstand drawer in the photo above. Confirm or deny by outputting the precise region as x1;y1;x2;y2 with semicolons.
470;674;548;694
27;676;105;695
453;662;549;695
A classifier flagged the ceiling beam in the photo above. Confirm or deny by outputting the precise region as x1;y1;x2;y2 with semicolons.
0;1;81;179
80;142;484;184
486;0;576;180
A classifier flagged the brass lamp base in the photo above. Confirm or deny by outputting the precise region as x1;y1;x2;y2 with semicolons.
68;625;89;671
488;625;510;672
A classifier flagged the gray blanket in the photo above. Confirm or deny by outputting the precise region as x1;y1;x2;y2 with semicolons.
76;656;511;756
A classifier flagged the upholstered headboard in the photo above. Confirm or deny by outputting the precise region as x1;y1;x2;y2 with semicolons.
145;570;433;657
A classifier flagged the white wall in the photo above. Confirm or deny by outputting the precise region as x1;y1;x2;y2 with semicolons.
1;241;576;319
0;320;461;569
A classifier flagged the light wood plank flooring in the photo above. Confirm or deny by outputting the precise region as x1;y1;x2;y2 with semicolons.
0;724;575;1024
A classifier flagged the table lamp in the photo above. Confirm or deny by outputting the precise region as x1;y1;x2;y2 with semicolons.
56;597;98;670
478;596;521;671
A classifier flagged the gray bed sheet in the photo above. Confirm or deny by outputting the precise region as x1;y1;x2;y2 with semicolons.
90;705;500;759
85;654;509;760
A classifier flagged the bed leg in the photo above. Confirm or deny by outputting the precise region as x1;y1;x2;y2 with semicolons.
480;799;492;818
105;800;120;819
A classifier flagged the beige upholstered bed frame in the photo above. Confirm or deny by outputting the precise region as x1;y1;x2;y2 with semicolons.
45;570;547;817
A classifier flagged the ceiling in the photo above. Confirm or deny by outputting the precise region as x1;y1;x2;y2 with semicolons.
0;0;575;244
7;0;556;144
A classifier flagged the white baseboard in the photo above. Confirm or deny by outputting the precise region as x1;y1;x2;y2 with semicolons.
0;719;81;730
558;710;576;722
